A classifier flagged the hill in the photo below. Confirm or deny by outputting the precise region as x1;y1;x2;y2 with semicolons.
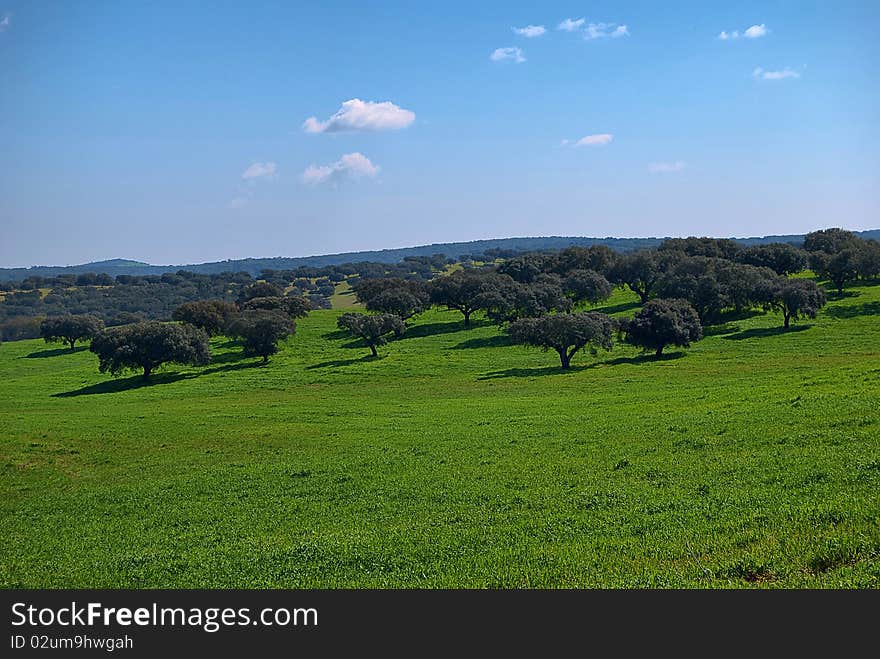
1;278;878;587
3;229;878;281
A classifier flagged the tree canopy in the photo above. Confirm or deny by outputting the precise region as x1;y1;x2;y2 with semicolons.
337;312;405;357
620;298;703;357
507;312;614;369
172;300;238;336
227;310;295;363
89;321;211;378
40;314;105;351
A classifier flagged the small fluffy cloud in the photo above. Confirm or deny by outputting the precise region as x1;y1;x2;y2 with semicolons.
584;23;629;40
753;66;800;80
490;47;526;63
648;161;685;173
0;14;9;32
744;24;768;38
302;152;380;186
241;162;277;180
513;25;545;38
557;17;585;32
575;134;614;147
719;24;768;40
303;99;415;134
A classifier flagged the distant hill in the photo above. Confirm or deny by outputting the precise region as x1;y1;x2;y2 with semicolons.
2;229;878;281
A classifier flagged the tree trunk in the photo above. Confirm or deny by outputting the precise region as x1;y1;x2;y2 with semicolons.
783;312;791;329
558;349;570;369
463;309;471;326
262;354;269;364
68;338;76;351
655;345;664;357
142;365;152;380
369;344;378;357
639;291;649;304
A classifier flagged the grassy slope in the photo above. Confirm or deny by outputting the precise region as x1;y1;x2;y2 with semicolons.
1;282;878;588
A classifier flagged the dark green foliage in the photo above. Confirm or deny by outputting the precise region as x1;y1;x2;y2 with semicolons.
241;296;311;319
496;254;554;283
659;236;742;259
237;281;284;304
609;250;667;304
507;311;615;369
551;245;618;277
656;257;775;323
478;274;571;325
0;316;43;341
563;269;613;306
803;228;859;255
761;278;827;328
737;243;808;276
227;310;295;363
428;271;493;326
337;312;405;357
810;250;860;294
365;289;425;322
89;321;211;378
172;300;239;336
354;278;429;322
620;298;703;356
40;314;105;351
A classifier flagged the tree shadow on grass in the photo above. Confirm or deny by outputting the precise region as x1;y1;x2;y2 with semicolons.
397;319;489;340
477;351;686;379
593;300;642;315
53;372;194;397
478;365;590;380
52;361;260;397
825;301;880;319
451;334;512;350
723;324;811;341
598;352;686;366
305;355;376;369
703;323;741;337
24;346;88;359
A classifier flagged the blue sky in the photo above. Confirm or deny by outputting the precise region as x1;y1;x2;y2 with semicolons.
0;1;877;267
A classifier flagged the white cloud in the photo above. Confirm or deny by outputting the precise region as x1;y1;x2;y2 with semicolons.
719;24;768;40
302;152;380;186
560;139;570;146
648;161;685;173
303;99;415;134
490;47;526;63
558;17;585;32
584;23;629;40
575;134;614;147
0;14;9;32
743;24;768;38
753;66;800;80
513;25;545;38
241;162;277;180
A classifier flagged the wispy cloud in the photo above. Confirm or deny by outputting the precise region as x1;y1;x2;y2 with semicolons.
584;23;629;40
302;152;380;186
557;18;585;32
719;24;769;40
241;162;277;180
513;25;545;38
648;161;685;173
752;66;800;80
575;134;614;147
490;47;526;63
0;14;10;32
303;99;415;134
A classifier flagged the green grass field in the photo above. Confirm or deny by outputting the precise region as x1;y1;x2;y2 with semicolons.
1;282;878;588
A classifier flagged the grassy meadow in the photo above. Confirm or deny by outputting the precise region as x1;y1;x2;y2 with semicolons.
1;281;878;588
